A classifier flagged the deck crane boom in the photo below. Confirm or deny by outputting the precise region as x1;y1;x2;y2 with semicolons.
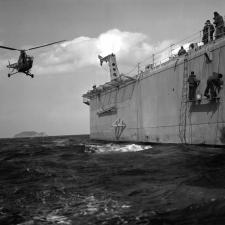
98;53;120;81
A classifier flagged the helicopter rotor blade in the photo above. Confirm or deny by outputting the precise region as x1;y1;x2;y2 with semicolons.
27;40;66;51
0;46;20;51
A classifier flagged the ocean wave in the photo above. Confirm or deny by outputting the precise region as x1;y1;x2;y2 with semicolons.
1;136;225;224
76;194;130;217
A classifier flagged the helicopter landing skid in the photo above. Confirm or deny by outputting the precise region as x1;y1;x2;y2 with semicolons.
8;72;34;78
8;72;18;77
25;72;34;78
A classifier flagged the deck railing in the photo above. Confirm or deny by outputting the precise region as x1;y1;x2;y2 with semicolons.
83;22;225;99
128;23;225;77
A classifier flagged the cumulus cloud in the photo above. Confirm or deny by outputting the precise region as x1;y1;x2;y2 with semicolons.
0;59;8;69
32;29;174;75
0;58;12;75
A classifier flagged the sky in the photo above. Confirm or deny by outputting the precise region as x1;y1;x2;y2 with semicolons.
0;0;225;138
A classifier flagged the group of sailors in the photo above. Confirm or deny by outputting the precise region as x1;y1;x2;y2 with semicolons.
177;12;224;101
202;11;224;44
178;43;197;56
187;71;223;101
177;11;224;56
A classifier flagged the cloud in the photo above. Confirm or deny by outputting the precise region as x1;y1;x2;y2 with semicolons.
31;29;174;75
0;58;11;75
0;58;8;68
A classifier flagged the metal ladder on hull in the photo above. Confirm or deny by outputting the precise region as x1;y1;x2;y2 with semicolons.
179;56;189;143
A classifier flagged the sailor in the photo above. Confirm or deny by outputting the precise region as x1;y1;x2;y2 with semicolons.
202;20;215;44
202;21;209;44
213;12;224;39
207;20;215;41
187;71;200;100
204;73;223;99
189;43;195;50
178;46;187;56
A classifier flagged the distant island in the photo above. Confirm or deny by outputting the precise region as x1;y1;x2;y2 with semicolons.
14;131;47;138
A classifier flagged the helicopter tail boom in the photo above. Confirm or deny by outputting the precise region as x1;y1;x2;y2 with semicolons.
7;61;17;70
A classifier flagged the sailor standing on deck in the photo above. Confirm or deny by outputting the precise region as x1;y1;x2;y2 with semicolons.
202;20;215;44
213;12;224;39
178;46;187;56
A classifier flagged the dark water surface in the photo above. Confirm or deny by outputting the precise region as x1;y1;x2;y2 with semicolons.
1;135;225;225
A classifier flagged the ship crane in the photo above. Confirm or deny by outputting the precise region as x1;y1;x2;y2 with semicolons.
98;53;136;82
98;53;120;81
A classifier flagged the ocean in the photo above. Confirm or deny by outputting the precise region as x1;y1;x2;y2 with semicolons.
0;135;225;225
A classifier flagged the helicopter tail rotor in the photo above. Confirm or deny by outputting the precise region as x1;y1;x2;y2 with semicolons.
7;60;16;73
7;60;11;68
7;60;13;70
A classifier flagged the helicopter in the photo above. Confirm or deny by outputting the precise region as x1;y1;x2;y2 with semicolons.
0;40;66;78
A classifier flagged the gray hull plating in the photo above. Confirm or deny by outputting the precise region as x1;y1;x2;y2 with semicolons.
85;38;225;145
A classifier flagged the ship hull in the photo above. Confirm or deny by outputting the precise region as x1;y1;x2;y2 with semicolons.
86;39;225;145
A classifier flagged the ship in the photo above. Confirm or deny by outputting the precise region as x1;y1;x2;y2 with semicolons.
82;28;225;145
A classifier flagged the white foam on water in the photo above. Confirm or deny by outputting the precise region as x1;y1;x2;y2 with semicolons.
77;194;131;218
81;195;99;215
18;213;72;225
52;139;70;147
85;143;152;153
46;212;71;225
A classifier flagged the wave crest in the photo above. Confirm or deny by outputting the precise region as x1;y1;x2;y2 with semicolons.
85;144;152;153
